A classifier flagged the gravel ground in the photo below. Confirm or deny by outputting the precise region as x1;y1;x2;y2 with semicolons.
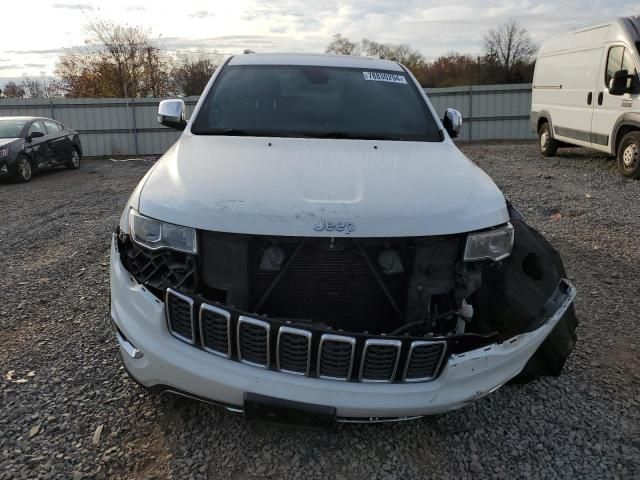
1;144;639;480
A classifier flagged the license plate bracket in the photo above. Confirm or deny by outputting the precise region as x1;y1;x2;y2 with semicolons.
243;392;336;429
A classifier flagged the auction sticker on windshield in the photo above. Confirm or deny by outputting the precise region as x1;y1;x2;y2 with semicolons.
362;72;407;84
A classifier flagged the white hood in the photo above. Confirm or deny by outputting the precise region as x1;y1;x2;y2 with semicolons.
138;134;508;237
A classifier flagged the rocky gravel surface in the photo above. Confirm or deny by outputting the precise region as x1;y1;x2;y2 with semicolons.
1;144;639;479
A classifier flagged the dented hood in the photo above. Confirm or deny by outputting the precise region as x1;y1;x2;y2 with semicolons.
138;134;508;237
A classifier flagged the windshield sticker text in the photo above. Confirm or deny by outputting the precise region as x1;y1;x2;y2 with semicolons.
362;72;407;84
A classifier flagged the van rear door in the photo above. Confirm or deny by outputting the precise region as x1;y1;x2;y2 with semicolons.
591;44;639;153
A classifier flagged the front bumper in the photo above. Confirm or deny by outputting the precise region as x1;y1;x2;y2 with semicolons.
110;239;576;420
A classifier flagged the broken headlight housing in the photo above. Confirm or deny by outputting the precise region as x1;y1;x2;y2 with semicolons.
464;222;514;262
129;209;197;254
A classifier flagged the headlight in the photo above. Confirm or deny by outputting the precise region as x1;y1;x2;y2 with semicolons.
129;209;197;254
464;223;514;262
0;148;9;158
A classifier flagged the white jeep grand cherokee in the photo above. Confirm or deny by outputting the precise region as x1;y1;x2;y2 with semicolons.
110;53;577;425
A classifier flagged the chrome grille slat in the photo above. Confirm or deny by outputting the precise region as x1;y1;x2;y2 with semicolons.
237;316;270;368
317;334;356;381
199;304;232;358
276;327;312;375
360;339;402;383
403;341;447;382
165;288;195;344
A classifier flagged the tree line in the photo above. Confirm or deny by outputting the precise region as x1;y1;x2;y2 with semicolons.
0;18;536;99
325;19;536;87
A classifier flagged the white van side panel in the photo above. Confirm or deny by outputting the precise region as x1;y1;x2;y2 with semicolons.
532;18;640;155
540;25;611;55
532;32;607;147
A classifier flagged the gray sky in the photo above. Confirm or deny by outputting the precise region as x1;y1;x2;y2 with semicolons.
1;0;640;82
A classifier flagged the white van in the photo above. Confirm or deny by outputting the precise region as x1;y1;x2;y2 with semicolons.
110;53;577;424
531;16;640;178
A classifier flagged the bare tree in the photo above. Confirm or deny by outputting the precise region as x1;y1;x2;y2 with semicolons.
361;39;426;69
483;19;537;82
325;34;361;56
2;81;25;98
172;52;221;96
325;35;428;83
55;17;175;98
20;77;64;98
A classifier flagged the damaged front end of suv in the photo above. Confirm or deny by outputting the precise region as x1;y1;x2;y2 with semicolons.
111;202;577;419
109;54;577;422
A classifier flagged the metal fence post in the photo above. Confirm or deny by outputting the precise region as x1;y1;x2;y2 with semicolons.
131;98;139;156
468;85;473;142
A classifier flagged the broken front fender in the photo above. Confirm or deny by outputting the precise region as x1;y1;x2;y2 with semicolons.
471;212;579;380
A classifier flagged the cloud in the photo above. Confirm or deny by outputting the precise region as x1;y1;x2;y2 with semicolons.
241;1;326;30
2;0;640;79
51;2;90;9
0;65;21;71
189;11;215;19
161;34;282;52
7;48;68;55
24;63;48;68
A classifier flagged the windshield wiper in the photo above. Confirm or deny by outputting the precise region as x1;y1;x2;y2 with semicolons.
205;128;252;136
202;128;309;138
198;128;410;141
302;132;405;141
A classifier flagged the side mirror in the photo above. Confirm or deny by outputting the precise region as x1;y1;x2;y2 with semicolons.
27;131;45;142
609;69;631;96
158;99;187;131
443;108;462;139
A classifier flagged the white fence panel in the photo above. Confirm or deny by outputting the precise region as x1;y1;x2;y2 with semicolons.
426;84;534;142
0;85;534;156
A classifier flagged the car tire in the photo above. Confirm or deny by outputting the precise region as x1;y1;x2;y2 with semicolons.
14;155;33;183
538;122;558;157
617;131;640;179
66;148;81;170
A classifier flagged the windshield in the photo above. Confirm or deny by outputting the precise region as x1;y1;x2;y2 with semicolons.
192;65;442;141
0;119;27;139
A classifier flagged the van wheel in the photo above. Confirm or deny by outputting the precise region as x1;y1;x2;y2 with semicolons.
617;132;640;179
538;123;558;157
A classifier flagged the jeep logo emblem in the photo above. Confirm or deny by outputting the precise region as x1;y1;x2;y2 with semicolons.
313;217;356;234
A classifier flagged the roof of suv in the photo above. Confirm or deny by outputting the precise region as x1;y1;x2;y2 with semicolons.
228;53;404;71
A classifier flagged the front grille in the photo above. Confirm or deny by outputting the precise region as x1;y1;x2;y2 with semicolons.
237;317;270;367
165;291;448;383
318;335;355;380
166;289;195;343
360;340;402;383
277;327;312;375
404;341;447;382
200;304;231;357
